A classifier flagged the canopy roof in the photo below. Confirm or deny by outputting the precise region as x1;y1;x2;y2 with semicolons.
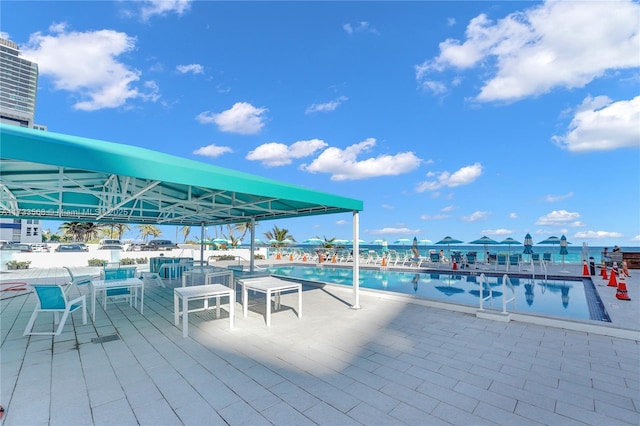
0;125;363;226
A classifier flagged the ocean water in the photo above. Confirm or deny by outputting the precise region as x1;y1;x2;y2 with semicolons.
279;244;635;265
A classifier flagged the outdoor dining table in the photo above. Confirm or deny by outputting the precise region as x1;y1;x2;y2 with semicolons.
174;284;234;338
237;277;302;327
90;277;144;321
150;257;193;278
181;266;234;288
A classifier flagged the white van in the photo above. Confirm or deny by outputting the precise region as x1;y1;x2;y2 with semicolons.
98;239;122;250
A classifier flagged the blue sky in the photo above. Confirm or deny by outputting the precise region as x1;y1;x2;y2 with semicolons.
3;0;639;246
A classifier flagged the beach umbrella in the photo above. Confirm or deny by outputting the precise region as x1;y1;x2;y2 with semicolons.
347;239;367;245
435;274;464;296
409;237;420;258
523;233;534;256
468;236;500;262
370;239;384;245
418;239;433;245
394;238;411;246
559;234;570;272
303;238;324;245
500;238;521;254
538;235;562;261
435;236;463;258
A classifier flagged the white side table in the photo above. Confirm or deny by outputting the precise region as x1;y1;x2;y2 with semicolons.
174;284;234;338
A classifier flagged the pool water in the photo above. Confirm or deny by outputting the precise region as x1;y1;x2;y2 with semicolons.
266;265;610;322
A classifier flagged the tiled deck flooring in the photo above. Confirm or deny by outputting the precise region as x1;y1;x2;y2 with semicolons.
1;269;639;425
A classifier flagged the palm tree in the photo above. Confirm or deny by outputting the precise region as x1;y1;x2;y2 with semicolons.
232;220;259;243
137;224;162;242
180;226;191;242
263;225;295;248
114;223;130;239
59;222;84;242
321;235;336;249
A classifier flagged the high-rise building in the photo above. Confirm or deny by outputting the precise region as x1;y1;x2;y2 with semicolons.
0;37;39;128
0;37;43;244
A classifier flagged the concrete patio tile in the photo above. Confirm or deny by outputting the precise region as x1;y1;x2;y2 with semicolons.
260;401;317;425
132;398;182;426
91;398;137;426
216;399;270;425
1;265;639;425
303;401;361;425
430;402;493;425
379;381;439;413
388;402;450;425
268;380;321;413
472;401;544;426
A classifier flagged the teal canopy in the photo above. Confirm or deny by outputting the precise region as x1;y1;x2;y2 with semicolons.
0;125;363;226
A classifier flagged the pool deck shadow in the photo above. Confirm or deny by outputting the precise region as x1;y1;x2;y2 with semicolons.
1;263;638;425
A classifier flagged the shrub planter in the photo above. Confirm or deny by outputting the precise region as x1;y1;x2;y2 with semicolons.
6;260;31;270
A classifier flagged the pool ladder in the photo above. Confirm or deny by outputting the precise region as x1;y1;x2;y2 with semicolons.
478;273;516;315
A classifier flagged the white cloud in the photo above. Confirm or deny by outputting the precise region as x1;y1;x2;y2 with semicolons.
196;102;268;134
416;0;640;102
632;235;640;242
381;204;395;210
415;163;482;192
305;96;348;114
193;144;233;158
481;229;513;236
370;227;420;235
301;138;422;181
176;64;204;74
420;214;450;220
509;213;518;219
22;24;156;111
535;210;581;226
336;220;348;225
553;96;640;152
246;139;328;167
574;230;623;240
139;0;192;21
343;21;378;35
462;211;489;222
544;192;574;202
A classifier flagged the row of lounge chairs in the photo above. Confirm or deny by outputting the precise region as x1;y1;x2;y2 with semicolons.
271;248;554;272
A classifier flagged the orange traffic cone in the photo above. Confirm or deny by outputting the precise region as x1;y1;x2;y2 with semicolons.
608;264;618;287
582;260;589;276
601;262;608;280
616;275;631;300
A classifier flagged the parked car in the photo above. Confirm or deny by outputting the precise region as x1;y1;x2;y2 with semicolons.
126;243;146;251
145;239;179;251
30;243;50;252
98;239;122;250
55;244;87;252
0;243;32;252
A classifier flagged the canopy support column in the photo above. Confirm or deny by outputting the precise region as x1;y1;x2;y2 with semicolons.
200;223;205;265
249;217;256;273
351;211;361;309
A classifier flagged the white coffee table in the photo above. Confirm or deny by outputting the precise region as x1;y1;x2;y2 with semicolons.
174;284;234;338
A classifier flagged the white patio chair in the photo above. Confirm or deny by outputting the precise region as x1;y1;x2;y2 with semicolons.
63;266;95;295
24;285;86;336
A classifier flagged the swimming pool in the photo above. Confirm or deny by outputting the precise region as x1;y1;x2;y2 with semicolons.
265;265;610;322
